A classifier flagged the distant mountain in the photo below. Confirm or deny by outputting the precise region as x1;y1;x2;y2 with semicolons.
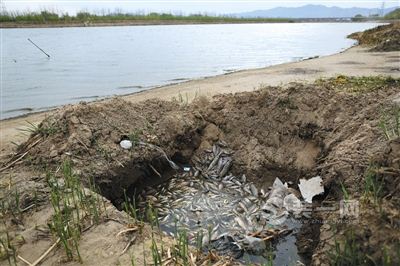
232;4;398;19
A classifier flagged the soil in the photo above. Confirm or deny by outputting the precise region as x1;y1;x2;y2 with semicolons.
1;75;399;265
348;22;400;51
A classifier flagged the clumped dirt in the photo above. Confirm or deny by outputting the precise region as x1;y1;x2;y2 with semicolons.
19;98;204;203
1;76;399;265
348;22;400;51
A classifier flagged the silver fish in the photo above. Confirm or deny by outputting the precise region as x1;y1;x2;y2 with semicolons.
250;184;258;197
219;158;232;177
235;216;248;231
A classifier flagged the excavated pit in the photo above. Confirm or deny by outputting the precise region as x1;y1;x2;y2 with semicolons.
93;136;319;265
44;92;329;264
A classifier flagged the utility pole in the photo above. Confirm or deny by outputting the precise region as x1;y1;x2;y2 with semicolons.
380;1;385;17
1;1;6;15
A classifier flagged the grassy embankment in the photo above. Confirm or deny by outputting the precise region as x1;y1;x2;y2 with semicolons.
348;22;399;51
0;11;294;26
384;8;400;20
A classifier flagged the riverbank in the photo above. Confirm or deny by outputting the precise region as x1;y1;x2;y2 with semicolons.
2;20;390;29
0;12;293;29
1;20;296;28
1;45;399;157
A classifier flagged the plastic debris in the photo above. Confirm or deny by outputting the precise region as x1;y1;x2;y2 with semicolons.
261;177;289;211
298;176;324;203
283;194;302;214
208;235;243;259
120;140;132;149
242;235;266;254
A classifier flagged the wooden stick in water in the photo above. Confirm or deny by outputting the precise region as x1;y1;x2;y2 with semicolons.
27;38;50;58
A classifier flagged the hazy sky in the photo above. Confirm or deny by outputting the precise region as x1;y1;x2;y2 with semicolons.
3;1;399;15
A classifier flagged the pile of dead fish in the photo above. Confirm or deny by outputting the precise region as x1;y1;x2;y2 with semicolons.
136;142;324;258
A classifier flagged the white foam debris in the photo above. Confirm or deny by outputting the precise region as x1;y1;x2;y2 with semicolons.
298;176;324;203
120;140;132;149
283;194;302;214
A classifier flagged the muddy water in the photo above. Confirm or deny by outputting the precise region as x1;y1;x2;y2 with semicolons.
2;22;381;119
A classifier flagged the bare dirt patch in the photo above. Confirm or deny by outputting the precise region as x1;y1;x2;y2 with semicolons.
284;68;323;75
337;61;366;65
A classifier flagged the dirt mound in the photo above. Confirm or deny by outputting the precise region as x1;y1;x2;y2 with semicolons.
1;76;400;265
19;97;204;203
348;22;400;52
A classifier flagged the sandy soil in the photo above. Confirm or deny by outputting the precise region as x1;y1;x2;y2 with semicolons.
1;46;399;158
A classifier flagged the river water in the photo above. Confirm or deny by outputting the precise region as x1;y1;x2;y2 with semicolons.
1;23;379;119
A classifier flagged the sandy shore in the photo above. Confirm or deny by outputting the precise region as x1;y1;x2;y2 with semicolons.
1;46;399;156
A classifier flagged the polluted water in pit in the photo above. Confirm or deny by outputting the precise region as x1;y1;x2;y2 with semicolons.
135;142;306;265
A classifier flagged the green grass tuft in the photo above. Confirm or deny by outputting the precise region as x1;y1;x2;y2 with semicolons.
46;160;107;262
316;75;399;94
379;106;400;141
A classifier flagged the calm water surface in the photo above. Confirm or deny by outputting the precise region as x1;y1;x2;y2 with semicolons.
1;23;379;119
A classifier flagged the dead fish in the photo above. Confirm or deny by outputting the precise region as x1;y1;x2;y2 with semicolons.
174;198;184;204
238;202;248;212
217;140;228;147
247;205;258;215
243;186;252;195
236;206;245;213
194;170;200;177
216;157;226;174
212;144;221;156
207;151;222;171
219;158;232;177
234;180;242;186
260;188;267;197
247;196;258;202
235;217;248;231
250;184;258;197
190;206;203;212
242;197;252;206
146;195;158;202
